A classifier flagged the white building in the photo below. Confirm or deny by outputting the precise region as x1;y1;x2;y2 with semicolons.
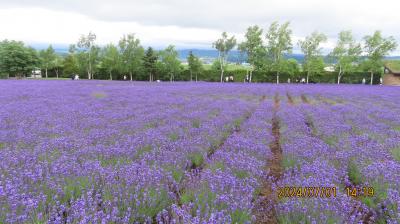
31;69;42;78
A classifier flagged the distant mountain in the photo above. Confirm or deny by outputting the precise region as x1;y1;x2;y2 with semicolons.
177;49;306;64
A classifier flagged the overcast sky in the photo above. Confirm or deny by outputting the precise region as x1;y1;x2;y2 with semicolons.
0;0;399;54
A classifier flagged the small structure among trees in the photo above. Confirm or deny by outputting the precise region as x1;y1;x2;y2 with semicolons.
383;61;400;86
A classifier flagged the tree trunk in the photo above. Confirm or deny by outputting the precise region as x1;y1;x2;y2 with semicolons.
306;71;309;84
337;67;342;84
249;70;252;83
55;69;59;79
196;73;198;82
370;72;374;85
110;71;112;80
220;57;224;83
88;50;92;80
190;70;192;82
149;73;152;82
276;72;280;84
130;72;133;81
45;68;48;79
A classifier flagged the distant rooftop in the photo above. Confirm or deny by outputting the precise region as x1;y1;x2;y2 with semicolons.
385;60;400;74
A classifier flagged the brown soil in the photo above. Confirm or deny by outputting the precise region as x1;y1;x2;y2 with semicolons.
301;94;310;104
286;92;294;105
254;94;283;224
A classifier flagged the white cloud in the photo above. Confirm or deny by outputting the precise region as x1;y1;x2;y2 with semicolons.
0;0;399;54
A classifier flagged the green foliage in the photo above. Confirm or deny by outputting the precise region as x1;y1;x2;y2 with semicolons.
238;25;266;71
233;118;243;131
192;119;201;128
187;51;203;81
0;40;40;77
39;45;57;78
213;32;237;82
77;32;97;79
136;187;172;221
329;30;362;84
159;45;182;81
37;148;61;164
142;47;158;81
282;154;298;170
119;34;145;81
362;31;397;85
231;209;252;224
265;21;293;83
323;136;338;147
135;145;153;158
181;190;195;204
168;132;179;141
99;155;132;167
62;44;79;76
347;159;363;185
361;180;388;209
101;43;120;80
61;176;91;204
209;161;225;172
233;169;249;179
188;152;204;168
0;142;5;149
172;169;184;183
181;185;224;218
390;147;400;162
298;32;327;83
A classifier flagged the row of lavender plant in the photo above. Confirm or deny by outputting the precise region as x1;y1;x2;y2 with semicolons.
167;97;274;223
294;90;399;223
0;81;265;223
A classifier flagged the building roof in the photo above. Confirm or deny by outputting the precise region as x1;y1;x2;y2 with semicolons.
384;60;400;74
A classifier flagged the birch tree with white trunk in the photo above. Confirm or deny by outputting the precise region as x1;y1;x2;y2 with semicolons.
213;32;236;83
77;32;96;80
265;21;292;84
363;31;397;85
238;25;265;83
298;31;327;84
329;30;361;84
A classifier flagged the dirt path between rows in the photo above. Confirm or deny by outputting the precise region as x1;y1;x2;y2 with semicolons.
254;93;283;224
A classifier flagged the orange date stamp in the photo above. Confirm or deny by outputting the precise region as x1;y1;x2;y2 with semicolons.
277;186;337;199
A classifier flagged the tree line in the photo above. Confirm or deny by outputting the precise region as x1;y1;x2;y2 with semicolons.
0;21;397;84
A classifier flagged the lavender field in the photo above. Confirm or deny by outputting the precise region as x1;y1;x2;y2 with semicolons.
0;80;399;224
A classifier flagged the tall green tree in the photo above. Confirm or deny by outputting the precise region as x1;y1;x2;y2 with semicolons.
213;32;236;82
77;32;96;79
160;45;181;82
282;58;300;80
0;40;39;78
329;30;362;84
238;25;265;82
298;31;327;83
63;44;80;76
39;45;57;78
119;34;144;81
265;21;293;84
53;55;64;79
101;43;120;80
363;31;397;85
63;44;79;77
143;47;158;82
187;51;203;82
